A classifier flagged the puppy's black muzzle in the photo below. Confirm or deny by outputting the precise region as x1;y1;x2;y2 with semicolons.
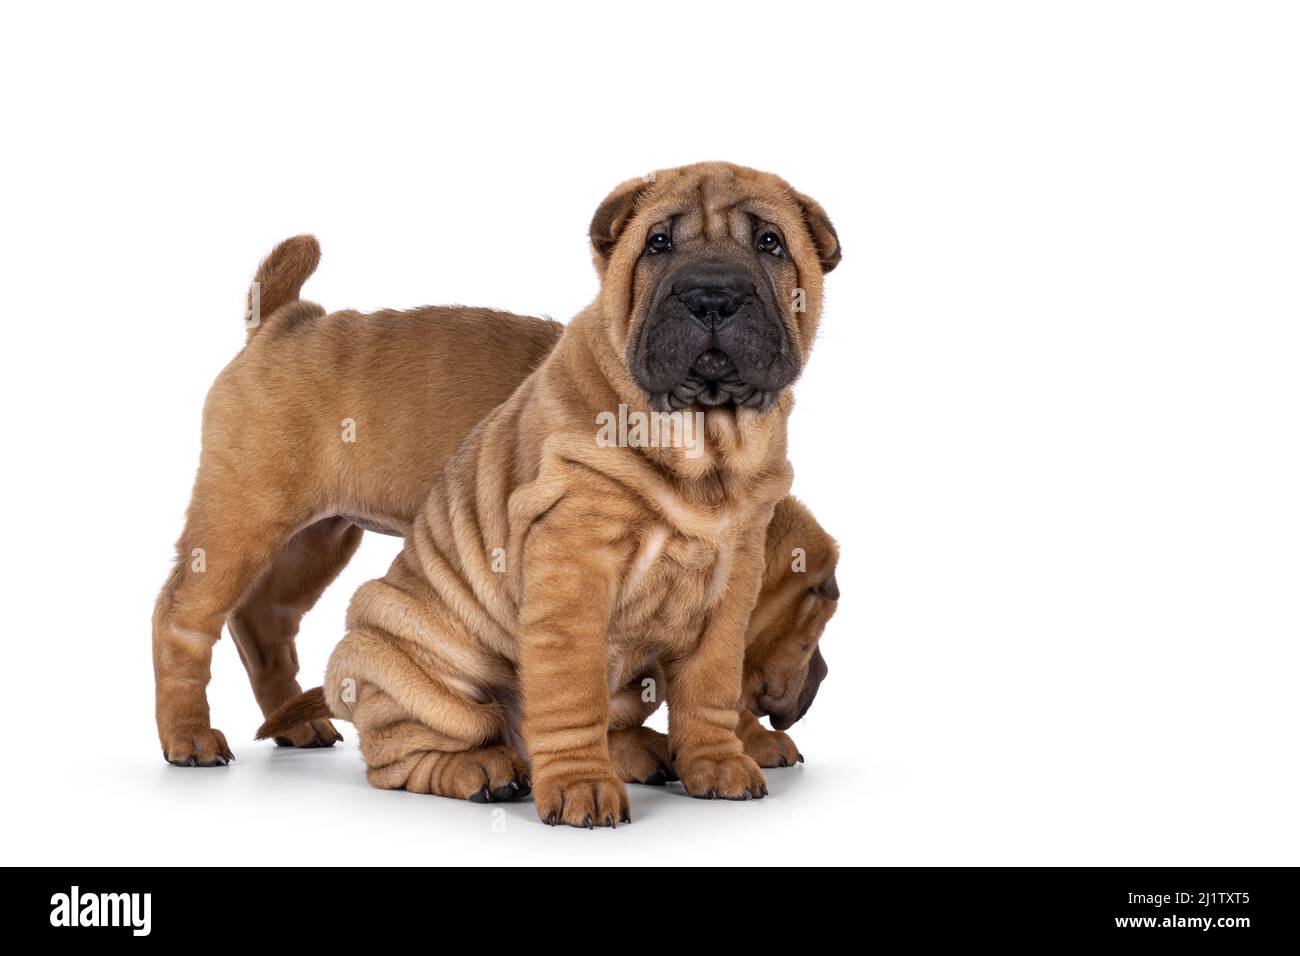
770;648;828;732
630;263;798;412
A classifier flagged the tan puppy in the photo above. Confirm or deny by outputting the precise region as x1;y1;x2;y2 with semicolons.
153;238;839;775
257;162;840;826
151;266;564;764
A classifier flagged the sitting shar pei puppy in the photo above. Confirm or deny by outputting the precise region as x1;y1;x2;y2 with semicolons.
252;162;840;826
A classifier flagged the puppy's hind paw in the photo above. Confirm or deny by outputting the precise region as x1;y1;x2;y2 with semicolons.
163;727;234;767
742;726;802;768
609;727;677;785
273;718;344;749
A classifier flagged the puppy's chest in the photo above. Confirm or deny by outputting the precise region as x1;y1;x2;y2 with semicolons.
609;523;736;644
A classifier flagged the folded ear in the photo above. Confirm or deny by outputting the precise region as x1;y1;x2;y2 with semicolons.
589;176;652;272
793;190;841;274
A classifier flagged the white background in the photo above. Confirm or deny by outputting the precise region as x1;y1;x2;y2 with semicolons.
1;2;1297;865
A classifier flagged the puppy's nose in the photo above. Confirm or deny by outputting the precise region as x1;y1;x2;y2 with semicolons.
678;286;745;323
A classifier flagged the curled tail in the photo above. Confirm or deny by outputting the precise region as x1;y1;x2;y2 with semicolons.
245;235;321;341
256;686;332;740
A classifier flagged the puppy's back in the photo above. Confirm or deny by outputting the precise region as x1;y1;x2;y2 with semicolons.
201;235;564;530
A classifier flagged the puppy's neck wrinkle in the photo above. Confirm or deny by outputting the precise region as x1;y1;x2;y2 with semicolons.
567;305;645;413
557;310;627;417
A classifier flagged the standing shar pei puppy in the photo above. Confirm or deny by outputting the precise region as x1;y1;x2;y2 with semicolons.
260;162;840;826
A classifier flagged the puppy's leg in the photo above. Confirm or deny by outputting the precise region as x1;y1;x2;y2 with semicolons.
517;502;630;827
666;528;769;800
736;708;801;768
153;481;312;766
227;516;362;749
342;663;529;803
361;718;530;803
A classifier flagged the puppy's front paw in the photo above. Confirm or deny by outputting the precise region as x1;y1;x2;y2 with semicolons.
741;726;802;768
533;769;630;828
676;751;767;800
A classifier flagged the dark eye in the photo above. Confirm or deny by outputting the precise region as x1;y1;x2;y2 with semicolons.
646;232;672;254
756;230;783;256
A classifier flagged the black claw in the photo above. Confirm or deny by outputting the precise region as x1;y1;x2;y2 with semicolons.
583;814;594;829
515;777;532;799
333;732;344;743
642;768;668;786
469;785;491;804
490;783;519;802
605;813;616;829
796;753;805;764
545;811;558;826
620;810;632;824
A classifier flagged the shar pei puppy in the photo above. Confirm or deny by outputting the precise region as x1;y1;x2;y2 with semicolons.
258;161;841;826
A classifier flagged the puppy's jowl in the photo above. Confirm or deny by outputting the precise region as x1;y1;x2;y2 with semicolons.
154;162;840;826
